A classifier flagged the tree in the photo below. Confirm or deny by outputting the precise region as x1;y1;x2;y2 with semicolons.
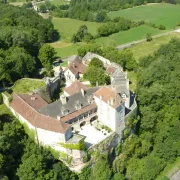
16;154;53;180
39;4;47;13
91;153;112;180
89;58;104;68
146;33;153;42
96;11;108;22
38;44;56;69
84;66;110;86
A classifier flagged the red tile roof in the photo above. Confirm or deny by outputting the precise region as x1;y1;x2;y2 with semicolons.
19;94;48;110
10;94;70;134
94;87;123;109
65;59;87;75
61;103;97;122
106;66;116;75
64;80;88;96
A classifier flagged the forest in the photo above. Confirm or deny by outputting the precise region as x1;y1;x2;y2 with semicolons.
78;38;180;180
0;3;55;86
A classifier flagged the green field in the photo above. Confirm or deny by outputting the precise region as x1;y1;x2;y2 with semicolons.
13;78;46;94
50;0;69;5
53;43;80;58
96;25;163;45
52;18;102;41
108;3;180;30
129;32;180;61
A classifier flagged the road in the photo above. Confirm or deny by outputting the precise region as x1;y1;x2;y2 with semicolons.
116;29;180;50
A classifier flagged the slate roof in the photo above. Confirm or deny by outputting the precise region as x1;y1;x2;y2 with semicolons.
10;94;70;134
94;86;123;109
64;80;88;96
38;87;99;119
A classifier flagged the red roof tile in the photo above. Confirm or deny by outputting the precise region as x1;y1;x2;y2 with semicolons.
61;103;97;122
106;66;116;75
10;94;70;134
65;59;87;75
94;87;123;109
64;80;88;96
19;94;48;110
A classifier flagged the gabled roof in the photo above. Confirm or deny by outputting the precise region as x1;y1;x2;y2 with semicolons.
10;94;70;134
65;58;87;75
38;87;99;119
94;86;123;109
64;80;88;96
18;94;48;110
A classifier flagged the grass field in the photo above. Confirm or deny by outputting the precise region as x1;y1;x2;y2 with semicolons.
13;78;45;94
96;25;163;45
108;3;180;30
50;0;69;5
129;32;180;61
52;18;102;41
51;41;82;58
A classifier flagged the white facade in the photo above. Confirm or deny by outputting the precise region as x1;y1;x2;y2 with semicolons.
94;96;125;132
64;69;78;83
8;103;70;149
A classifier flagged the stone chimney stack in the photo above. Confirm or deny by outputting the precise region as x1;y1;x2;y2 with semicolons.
81;88;85;96
57;115;61;121
60;94;67;104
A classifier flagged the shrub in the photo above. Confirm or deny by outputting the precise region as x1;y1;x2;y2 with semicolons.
159;24;166;30
146;33;153;42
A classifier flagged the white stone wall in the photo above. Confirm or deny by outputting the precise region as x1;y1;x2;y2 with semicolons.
64;69;77;83
94;96;125;132
8;104;68;150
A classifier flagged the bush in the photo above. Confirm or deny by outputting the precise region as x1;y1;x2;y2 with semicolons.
0;93;3;104
146;33;153;42
159;24;166;30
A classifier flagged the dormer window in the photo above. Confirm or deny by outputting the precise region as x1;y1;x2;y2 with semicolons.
75;100;82;110
61;106;69;115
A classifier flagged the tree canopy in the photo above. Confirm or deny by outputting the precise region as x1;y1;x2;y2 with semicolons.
0;3;55;86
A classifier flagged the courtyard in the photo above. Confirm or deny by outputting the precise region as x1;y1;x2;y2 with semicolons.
78;124;111;149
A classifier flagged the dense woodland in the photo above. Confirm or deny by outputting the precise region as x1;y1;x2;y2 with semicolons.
0;4;55;86
0;103;77;180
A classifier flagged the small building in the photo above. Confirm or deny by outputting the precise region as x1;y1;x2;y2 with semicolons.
64;58;87;84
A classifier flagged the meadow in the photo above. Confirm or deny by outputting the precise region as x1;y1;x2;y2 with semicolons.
108;3;180;30
128;32;180;61
52;18;102;41
96;25;163;45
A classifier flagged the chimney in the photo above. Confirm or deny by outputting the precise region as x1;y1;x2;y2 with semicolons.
60;95;67;104
100;95;103;100
110;98;114;105
31;96;36;100
81;88;85;96
57;115;61;121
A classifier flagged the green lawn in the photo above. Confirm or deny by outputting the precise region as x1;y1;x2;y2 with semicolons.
96;25;163;45
53;43;81;58
52;18;102;41
13;78;46;94
50;0;69;5
129;32;180;61
108;3;180;30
